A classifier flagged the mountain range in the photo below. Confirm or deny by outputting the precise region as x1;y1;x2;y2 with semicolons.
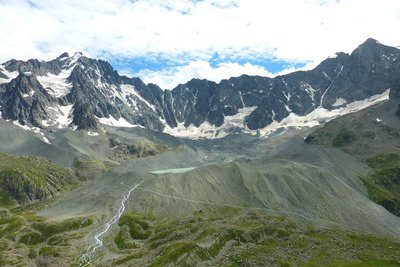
2;38;400;266
1;38;399;139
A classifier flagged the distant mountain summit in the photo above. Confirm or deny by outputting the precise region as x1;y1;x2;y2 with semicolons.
0;52;163;131
0;38;399;138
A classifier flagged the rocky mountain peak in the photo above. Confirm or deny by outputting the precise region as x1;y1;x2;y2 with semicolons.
352;38;398;60
57;52;69;59
354;38;381;53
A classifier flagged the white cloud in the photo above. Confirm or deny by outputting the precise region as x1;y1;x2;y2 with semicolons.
0;0;400;85
133;60;274;89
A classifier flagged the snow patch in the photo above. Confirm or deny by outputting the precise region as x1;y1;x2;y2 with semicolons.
87;131;99;136
37;68;74;98
22;90;34;98
320;65;344;106
42;136;51;144
283;92;291;101
163;106;257;139
56;104;74;128
98;115;138;128
120;84;157;111
0;67;18;84
282;78;288;88
328;53;338;59
239;91;246;107
65;52;83;67
376;118;382;122
322;71;331;81
163;121;222;139
259;89;390;136
332;98;347;107
301;82;317;101
58;55;69;61
45;104;74;128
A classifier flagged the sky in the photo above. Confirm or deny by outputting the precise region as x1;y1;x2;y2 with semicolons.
0;0;400;89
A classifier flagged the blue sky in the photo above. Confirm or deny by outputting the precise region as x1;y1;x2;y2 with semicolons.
1;0;400;89
111;55;308;80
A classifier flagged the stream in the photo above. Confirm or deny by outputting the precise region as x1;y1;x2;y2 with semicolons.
79;180;143;265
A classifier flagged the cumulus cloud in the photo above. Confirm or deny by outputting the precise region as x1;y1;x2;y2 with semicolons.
0;0;400;87
133;60;274;89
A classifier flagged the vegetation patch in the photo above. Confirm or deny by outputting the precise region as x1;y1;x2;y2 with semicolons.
366;154;400;169
304;121;336;145
0;205;95;265
3;206;399;266
0;152;77;203
149;242;197;267
0;215;25;239
115;227;139;249
73;155;114;180
115;252;144;265
118;212;152;240
39;246;60;257
100;210;400;266
332;128;356;147
0;191;16;208
335;260;400;267
20;217;93;245
362;153;400;216
108;135;169;161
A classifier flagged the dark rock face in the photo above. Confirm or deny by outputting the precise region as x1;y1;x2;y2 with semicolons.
3;58;63;76
320;39;400;106
1;73;57;127
0;71;8;79
63;57;165;131
71;102;99;131
155;38;400;130
0;39;399;134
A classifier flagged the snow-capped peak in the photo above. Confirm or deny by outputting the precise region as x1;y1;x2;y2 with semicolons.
64;52;83;68
36;52;86;97
72;52;83;61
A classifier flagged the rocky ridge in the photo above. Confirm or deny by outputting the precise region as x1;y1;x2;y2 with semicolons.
0;38;399;138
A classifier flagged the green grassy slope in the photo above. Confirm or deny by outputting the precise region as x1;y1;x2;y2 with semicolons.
0;152;77;204
3;207;400;267
92;209;400;267
0;204;95;267
361;153;400;216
